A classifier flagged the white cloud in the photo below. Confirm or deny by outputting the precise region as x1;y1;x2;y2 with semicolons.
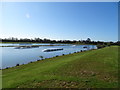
26;13;30;19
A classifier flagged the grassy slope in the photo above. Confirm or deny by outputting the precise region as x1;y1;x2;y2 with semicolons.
2;46;118;88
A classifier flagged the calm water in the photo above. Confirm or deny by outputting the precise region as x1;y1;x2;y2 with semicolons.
0;44;97;69
0;43;70;46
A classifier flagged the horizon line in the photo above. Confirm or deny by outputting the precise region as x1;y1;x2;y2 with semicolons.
0;37;118;42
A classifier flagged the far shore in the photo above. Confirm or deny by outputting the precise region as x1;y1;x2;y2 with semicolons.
0;42;96;45
0;45;65;47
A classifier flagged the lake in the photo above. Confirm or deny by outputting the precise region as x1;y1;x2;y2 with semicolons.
0;43;70;46
0;43;97;69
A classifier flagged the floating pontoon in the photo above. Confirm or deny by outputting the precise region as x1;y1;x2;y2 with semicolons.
43;48;63;52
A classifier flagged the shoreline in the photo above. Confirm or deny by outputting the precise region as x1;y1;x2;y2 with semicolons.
2;46;118;88
1;48;94;70
0;45;66;47
0;42;96;45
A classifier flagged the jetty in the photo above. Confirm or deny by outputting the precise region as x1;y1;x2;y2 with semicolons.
43;48;63;52
14;45;39;49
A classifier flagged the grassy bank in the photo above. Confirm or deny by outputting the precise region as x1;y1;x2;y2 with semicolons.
2;46;118;88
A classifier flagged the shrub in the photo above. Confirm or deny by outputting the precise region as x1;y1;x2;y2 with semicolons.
16;64;19;66
97;44;106;49
30;61;33;63
39;56;44;59
56;55;58;57
6;67;9;69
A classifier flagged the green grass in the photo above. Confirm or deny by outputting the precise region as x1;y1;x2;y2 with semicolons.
2;46;118;88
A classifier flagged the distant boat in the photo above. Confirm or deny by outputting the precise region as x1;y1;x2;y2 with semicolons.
14;46;30;49
43;48;63;52
14;47;21;49
83;46;87;48
14;46;39;49
72;45;76;47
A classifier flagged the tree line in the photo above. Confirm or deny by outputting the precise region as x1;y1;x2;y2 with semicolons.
0;37;119;46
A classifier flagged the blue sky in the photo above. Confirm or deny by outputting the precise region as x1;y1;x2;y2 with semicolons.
1;2;118;41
